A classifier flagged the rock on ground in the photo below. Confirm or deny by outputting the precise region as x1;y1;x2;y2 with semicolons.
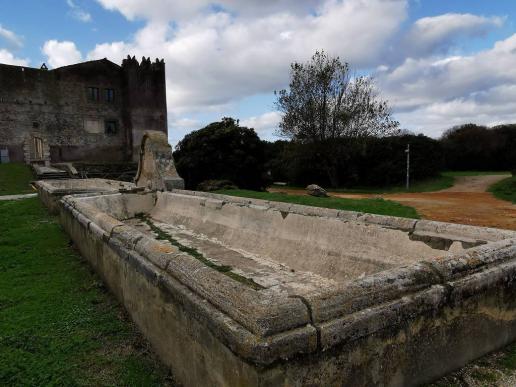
306;184;328;197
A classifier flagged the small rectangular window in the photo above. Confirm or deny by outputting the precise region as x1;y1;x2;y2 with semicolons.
105;88;115;103
105;120;118;136
87;87;99;101
84;119;102;134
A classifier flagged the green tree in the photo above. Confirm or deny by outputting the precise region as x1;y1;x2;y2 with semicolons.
441;124;495;170
275;51;399;186
173;117;266;190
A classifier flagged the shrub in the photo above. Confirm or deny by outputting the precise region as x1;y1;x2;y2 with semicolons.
197;179;238;192
173;118;266;190
266;134;443;188
440;124;516;171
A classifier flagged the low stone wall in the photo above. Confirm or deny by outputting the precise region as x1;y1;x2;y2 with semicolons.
35;178;135;214
46;187;516;386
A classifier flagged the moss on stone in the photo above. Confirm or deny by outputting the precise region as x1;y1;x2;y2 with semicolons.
138;214;264;291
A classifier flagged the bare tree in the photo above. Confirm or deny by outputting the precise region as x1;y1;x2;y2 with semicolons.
275;51;399;143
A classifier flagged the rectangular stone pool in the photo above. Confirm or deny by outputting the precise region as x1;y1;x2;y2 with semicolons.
53;188;516;386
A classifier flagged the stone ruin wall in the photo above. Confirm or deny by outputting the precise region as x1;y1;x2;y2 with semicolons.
0;57;167;164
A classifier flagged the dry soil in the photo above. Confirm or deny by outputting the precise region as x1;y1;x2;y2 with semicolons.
270;175;516;230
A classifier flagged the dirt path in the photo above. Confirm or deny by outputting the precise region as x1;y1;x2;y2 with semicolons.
270;175;516;230
440;174;510;192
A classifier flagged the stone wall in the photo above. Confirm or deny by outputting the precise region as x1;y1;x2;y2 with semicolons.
0;57;167;164
45;187;516;386
121;57;168;161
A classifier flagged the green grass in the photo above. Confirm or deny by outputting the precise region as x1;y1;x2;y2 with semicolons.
332;175;455;194
442;170;510;177
272;174;455;194
0;163;35;195
498;341;516;370
470;368;498;383
489;176;516;204
0;198;174;386
273;171;513;195
428;340;516;386
216;189;420;219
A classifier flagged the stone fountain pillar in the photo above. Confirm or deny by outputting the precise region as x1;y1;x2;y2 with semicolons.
134;131;184;191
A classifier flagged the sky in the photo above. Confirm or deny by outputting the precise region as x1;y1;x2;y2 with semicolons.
1;0;516;146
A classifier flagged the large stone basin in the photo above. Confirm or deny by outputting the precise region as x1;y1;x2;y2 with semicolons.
51;188;516;386
34;178;135;213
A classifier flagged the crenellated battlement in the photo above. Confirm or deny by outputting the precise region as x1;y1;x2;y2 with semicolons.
120;55;168;161
121;55;165;72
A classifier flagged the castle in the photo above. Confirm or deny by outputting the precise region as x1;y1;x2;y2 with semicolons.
0;56;167;164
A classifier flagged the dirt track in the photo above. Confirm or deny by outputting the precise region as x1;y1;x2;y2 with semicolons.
270;175;516;230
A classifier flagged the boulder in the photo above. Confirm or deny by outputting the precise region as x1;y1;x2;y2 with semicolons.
306;184;328;197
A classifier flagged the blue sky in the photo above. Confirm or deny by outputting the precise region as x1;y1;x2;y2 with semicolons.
2;0;516;145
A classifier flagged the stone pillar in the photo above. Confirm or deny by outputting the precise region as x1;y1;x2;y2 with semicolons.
134;130;184;191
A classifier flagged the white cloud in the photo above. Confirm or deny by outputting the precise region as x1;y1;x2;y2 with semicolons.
402;13;504;58
168;117;203;145
0;48;29;66
42;40;83;68
87;1;516;139
170;117;200;130
67;0;92;22
96;0;319;22
0;24;23;49
240;111;281;133
378;33;516;136
89;0;407;117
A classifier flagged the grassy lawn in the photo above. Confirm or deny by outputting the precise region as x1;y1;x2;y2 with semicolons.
271;171;512;195
331;174;455;194
442;170;510;177
217;189;420;219
0;163;35;196
272;174;455;194
273;175;454;194
489;176;516;204
0;198;173;386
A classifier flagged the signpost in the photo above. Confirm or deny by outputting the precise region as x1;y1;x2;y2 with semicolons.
405;144;410;190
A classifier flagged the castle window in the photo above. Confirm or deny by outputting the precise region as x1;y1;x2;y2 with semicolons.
105;88;115;103
105;120;118;136
87;87;99;101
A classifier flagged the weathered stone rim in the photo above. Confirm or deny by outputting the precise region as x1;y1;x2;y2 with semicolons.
59;190;516;366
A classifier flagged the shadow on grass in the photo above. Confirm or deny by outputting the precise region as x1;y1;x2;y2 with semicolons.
0;163;35;196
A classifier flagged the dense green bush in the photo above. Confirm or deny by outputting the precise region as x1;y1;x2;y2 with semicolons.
262;140;290;183
265;134;443;188
197;179;238;192
175;118;515;190
173;118;266;190
441;124;516;171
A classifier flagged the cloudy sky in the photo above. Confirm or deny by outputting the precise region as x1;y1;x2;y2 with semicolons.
1;0;516;145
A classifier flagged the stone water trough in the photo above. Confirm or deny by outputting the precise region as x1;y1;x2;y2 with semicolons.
35;131;516;386
34;178;136;214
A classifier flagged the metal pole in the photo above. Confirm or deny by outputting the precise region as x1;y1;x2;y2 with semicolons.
406;144;410;190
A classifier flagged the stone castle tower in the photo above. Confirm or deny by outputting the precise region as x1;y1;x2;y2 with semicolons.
121;56;168;161
0;56;168;164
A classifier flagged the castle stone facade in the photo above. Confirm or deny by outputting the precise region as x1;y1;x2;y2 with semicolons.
0;56;167;164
